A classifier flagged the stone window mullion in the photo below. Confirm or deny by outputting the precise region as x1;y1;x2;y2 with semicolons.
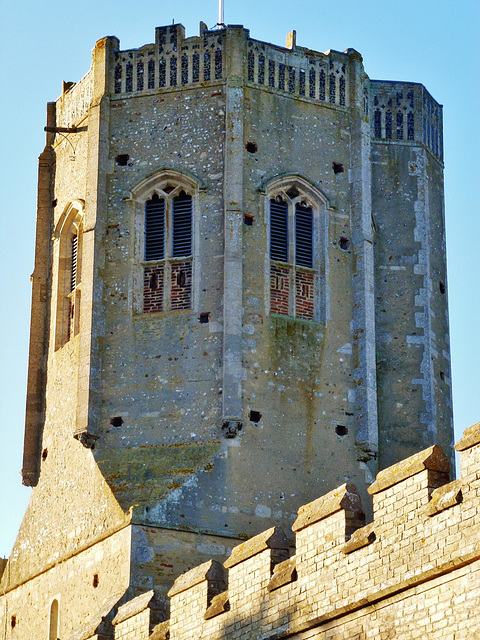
164;259;172;312
164;197;173;311
141;182;194;314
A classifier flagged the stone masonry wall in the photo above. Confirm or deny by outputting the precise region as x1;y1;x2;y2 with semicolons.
110;423;480;640
0;526;132;640
92;25;377;552
372;142;452;469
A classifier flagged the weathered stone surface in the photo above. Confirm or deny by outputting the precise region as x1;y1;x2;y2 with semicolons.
454;421;480;451
421;479;463;517
368;445;450;494
149;620;169;640
224;527;288;568
112;589;154;625
204;591;230;619
292;484;362;532
68;591;125;640
267;556;297;591
343;522;375;554
167;560;225;597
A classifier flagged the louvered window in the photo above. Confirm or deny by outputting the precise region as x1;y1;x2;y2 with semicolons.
145;195;165;261
295;203;313;268
70;235;78;292
142;184;194;314
172;192;192;257
268;185;320;322
270;199;288;262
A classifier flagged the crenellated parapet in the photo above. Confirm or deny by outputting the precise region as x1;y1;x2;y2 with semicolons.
108;423;480;639
370;80;443;161
108;23;359;110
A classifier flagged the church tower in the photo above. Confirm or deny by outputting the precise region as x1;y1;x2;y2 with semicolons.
1;22;452;637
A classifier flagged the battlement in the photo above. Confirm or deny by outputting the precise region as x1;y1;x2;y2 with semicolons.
56;23;355;130
109;424;480;639
109;23;354;110
54;22;444;168
370;80;443;161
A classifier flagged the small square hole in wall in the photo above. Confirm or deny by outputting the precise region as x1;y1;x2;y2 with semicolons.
11;616;16;629
244;214;254;226
93;573;99;588
249;410;262;423
332;162;344;174
199;312;210;324
110;417;124;427
245;141;258;153
335;425;348;436
115;154;129;166
339;237;350;250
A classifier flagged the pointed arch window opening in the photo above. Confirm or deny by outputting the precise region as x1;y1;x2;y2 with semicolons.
267;181;326;322
141;183;194;314
49;599;59;640
54;202;84;350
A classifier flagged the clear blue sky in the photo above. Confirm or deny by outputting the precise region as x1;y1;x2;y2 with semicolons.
1;0;479;557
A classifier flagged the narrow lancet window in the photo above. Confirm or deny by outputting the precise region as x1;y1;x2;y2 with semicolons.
145;195;165;261
49;600;59;640
70;235;78;292
172;192;192;257
295;204;313;268
385;110;393;139
270;199;288;263
329;73;336;103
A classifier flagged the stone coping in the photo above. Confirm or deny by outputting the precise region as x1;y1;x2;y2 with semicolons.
343;522;376;554
112;590;154;625
150;620;170;640
292;484;361;533
168;560;225;597
421;479;463;517
368;445;450;495
204;591;230;620
224;526;288;569
455;422;480;451
267;556;297;592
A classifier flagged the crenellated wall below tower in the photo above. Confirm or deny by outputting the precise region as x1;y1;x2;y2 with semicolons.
107;422;480;640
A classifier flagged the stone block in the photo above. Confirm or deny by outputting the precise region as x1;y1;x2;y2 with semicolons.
223;527;288;569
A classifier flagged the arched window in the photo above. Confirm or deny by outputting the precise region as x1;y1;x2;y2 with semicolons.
131;170;201;314
266;176;328;322
49;599;59;640
53;201;84;349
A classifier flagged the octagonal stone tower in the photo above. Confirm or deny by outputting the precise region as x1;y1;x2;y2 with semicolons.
1;22;452;636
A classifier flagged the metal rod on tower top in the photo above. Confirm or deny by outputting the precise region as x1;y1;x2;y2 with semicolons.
219;0;224;25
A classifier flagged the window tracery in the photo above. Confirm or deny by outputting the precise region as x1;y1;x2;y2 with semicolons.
266;177;327;322
132;171;199;314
